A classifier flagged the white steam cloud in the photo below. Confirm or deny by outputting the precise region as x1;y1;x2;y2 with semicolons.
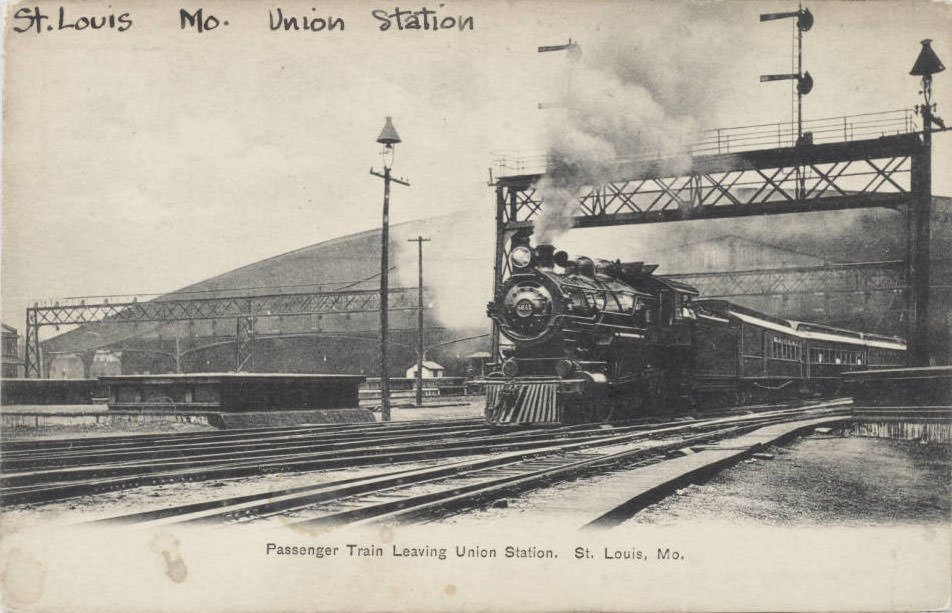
391;210;494;334
533;5;742;244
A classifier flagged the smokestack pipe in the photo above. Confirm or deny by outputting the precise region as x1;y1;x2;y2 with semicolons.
535;244;556;268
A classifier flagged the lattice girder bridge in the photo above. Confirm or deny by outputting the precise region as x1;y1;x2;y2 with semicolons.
25;287;426;377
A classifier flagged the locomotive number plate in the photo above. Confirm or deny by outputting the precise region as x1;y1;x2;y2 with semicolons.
515;299;534;317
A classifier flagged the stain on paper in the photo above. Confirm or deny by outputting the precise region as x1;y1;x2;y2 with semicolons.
1;547;46;606
150;533;188;584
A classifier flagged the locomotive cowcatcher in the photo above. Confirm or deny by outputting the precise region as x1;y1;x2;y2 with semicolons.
482;240;906;426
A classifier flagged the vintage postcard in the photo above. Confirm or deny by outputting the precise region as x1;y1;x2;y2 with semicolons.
2;0;950;611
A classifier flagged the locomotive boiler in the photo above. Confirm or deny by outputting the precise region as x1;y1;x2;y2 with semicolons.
483;241;906;426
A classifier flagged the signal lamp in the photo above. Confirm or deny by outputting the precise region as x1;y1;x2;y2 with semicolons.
797;71;814;95
502;358;519;377
797;8;813;31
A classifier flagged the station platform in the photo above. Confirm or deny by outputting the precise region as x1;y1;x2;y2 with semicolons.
843;366;952;443
0;394;483;435
842;366;952;407
1;373;375;431
0;378;103;405
100;372;365;412
1;406;375;431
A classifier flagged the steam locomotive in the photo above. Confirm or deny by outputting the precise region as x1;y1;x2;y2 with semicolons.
483;241;906;426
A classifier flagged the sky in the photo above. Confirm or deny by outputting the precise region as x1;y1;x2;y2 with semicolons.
3;0;951;333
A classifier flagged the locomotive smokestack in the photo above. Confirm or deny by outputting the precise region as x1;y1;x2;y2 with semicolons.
535;244;556;268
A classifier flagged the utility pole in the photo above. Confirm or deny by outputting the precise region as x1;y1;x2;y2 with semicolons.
371;117;409;421
408;236;430;406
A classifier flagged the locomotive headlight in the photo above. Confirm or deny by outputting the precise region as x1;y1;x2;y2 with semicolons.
509;246;533;269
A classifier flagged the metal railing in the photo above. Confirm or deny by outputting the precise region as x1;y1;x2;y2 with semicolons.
492;108;920;179
692;108;918;155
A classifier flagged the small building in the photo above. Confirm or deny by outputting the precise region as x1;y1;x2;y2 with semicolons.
2;323;23;378
47;354;87;379
405;360;445;379
464;351;492;377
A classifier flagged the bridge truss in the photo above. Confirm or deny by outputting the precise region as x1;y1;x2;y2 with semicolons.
663;260;951;299
25;287;424;377
491;117;936;364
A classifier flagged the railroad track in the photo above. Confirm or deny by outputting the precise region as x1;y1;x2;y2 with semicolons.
0;399;817;472
95;400;850;527
0;420;493;472
1;416;700;505
1;418;486;457
1;400;849;507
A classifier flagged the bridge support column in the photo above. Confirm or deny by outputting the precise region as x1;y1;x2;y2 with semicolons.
908;135;932;366
24;307;41;378
235;314;255;372
490;185;506;363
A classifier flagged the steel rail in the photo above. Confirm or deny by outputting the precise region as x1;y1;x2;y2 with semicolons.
1;423;495;471
0;418;485;455
3;402;825;484
0;420;701;488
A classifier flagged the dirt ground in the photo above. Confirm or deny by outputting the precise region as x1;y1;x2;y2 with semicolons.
628;434;951;527
372;397;485;421
0;453;504;535
433;433;952;529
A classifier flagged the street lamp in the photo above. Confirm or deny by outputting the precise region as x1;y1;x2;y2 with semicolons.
911;39;945;130
370;117;410;421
